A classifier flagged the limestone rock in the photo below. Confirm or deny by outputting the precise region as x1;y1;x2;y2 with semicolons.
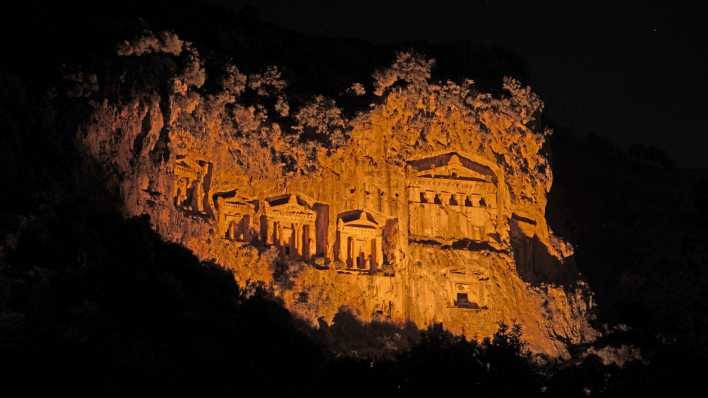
79;44;597;357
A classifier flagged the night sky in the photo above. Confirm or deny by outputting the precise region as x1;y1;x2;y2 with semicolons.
210;1;708;168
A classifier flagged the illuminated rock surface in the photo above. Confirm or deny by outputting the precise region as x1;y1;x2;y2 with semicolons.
79;35;596;357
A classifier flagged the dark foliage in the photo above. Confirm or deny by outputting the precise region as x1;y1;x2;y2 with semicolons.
546;124;708;356
1;1;707;395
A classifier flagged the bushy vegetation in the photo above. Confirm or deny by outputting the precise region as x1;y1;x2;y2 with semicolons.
0;196;701;395
2;2;707;395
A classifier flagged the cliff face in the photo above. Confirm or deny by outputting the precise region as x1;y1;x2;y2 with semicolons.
78;34;596;357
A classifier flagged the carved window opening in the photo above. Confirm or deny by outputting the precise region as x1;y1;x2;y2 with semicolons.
464;196;473;207
357;249;366;269
420;192;428;203
433;194;442;205
454;292;481;309
479;197;487;208
449;194;458;206
456;293;470;306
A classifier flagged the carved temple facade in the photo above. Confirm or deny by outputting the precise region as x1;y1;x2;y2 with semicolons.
173;151;505;281
407;152;499;243
215;193;255;242
172;156;212;214
447;266;489;309
335;209;385;271
257;194;319;259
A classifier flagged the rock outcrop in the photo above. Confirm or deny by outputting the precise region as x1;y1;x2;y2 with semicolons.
78;33;596;357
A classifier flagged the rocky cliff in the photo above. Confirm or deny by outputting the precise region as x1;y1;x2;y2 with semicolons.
78;32;596;357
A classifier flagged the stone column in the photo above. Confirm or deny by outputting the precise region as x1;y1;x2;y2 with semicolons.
263;219;271;244
194;170;205;212
353;239;361;268
347;236;354;267
409;187;418;203
337;219;345;262
292;223;299;256
228;220;235;240
243;215;251;241
296;223;302;255
451;193;461;206
216;198;225;236
375;236;383;270
336;232;343;261
308;223;316;259
424;200;432;236
439;192;452;206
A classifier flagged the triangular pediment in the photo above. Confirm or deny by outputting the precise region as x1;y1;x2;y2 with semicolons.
408;152;497;183
344;218;379;229
175;159;193;169
264;194;316;216
449;267;467;275
213;189;256;211
175;158;200;174
338;209;382;229
277;203;312;212
222;196;255;208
